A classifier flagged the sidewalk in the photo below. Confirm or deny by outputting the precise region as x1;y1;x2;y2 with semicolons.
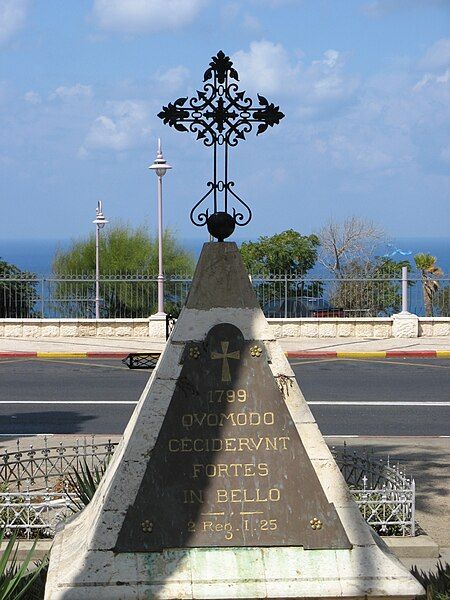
0;336;449;358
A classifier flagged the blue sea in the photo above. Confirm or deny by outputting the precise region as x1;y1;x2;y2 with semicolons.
0;236;449;275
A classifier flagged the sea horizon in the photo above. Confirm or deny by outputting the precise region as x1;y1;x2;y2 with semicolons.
1;236;449;275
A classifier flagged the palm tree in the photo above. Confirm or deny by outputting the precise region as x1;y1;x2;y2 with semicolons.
414;253;443;317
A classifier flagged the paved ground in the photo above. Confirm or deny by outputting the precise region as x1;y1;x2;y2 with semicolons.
0;352;448;551
0;356;448;436
326;436;450;549
0;335;449;356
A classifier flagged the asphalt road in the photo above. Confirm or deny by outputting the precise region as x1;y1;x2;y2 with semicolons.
0;356;448;436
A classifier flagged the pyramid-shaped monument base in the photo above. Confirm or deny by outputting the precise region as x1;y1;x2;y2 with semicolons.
45;243;423;599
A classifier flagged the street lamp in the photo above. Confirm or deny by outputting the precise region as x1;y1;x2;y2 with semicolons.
93;200;108;319
149;138;172;317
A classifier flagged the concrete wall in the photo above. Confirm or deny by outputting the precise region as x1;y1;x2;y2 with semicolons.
0;316;449;339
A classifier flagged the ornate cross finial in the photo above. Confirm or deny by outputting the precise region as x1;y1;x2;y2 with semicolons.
158;50;284;241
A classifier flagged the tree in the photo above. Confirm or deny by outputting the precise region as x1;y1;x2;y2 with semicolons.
433;285;449;317
52;225;195;317
329;257;410;317
414;253;443;317
318;217;385;277
240;230;320;273
0;258;37;318
240;230;321;306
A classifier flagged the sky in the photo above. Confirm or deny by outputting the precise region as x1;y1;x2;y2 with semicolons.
0;0;449;244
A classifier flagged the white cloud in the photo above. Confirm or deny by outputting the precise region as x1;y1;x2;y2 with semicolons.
232;41;358;118
232;41;299;95
0;0;28;45
24;90;41;104
91;0;207;34
154;66;190;91
418;38;450;72
81;100;150;154
363;0;447;17
413;68;450;90
50;84;93;101
303;52;450;174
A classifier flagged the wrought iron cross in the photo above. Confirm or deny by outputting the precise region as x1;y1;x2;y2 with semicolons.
158;50;284;241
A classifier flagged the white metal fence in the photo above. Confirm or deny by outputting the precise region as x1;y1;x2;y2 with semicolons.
0;270;448;319
0;437;415;538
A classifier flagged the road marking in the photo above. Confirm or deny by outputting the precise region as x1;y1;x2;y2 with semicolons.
0;358;32;365
342;358;450;369
324;435;359;438
309;401;450;406
36;358;128;370
437;351;450;358
290;358;339;366
0;401;137;405
0;400;448;406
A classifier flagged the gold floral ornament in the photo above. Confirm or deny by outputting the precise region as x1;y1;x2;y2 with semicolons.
189;346;200;359
310;518;323;530
141;520;153;533
250;345;262;358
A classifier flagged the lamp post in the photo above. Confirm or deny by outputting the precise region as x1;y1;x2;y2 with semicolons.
149;138;172;316
93;200;108;319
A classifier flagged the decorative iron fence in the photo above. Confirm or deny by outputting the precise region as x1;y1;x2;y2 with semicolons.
331;444;415;536
0;271;448;319
0;437;415;538
0;437;116;538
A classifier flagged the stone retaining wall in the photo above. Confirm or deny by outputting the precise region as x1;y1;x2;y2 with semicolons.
0;317;449;338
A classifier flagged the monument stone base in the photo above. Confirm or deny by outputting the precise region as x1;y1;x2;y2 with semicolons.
45;243;423;599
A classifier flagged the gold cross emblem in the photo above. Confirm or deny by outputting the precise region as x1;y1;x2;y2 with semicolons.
211;341;240;382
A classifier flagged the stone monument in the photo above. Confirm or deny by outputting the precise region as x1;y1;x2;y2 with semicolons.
45;51;423;599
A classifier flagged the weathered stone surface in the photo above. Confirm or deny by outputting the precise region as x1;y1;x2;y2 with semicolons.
392;313;419;338
4;322;23;337
337;321;355;337
280;322;301;337
59;323;78;337
373;321;392;338
318;321;337;337
419;321;433;336
22;324;41;337
77;323;96;337
41;324;60;337
433;320;450;336
299;321;319;337
186;242;259;310
45;242;423;599
354;321;374;337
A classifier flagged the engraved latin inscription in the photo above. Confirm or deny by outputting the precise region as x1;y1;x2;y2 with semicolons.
115;323;352;552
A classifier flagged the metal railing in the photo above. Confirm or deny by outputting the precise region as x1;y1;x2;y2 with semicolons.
331;444;415;536
0;270;448;319
0;437;415;537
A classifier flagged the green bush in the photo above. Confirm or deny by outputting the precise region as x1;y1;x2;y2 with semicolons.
66;459;109;512
0;527;48;600
411;561;450;599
